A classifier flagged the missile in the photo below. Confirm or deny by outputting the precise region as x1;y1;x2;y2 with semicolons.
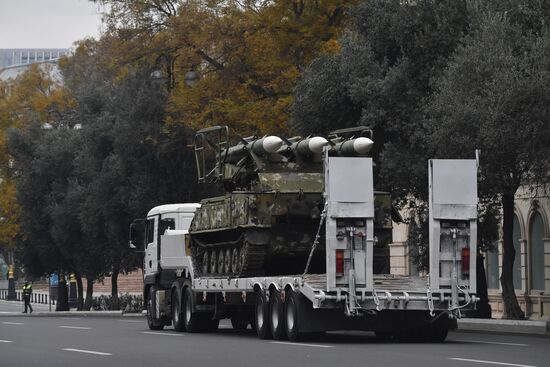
334;137;374;156
250;136;283;155
292;136;329;155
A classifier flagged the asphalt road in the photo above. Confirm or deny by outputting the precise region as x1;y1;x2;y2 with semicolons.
0;311;548;367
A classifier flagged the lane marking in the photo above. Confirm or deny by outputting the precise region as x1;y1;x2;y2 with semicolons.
271;341;333;348
117;320;143;323
59;326;91;330
0;312;17;314
449;358;536;367
62;348;112;356
63;317;82;320
0;340;13;343
141;331;183;337
2;322;24;325
454;339;528;347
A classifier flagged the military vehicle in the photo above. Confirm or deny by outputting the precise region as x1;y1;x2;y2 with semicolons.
189;126;393;278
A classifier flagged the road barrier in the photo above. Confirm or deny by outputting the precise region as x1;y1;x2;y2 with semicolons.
0;290;56;305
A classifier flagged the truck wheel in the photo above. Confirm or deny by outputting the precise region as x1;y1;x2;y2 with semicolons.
147;287;164;331
171;288;186;332
284;289;301;342
270;289;286;340
254;289;272;339
183;286;203;332
231;317;249;330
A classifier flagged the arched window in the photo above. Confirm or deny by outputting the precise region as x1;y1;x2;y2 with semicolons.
486;244;499;289
530;212;545;290
513;215;522;289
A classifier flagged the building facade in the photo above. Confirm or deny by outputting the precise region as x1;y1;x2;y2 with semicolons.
389;186;549;320
0;49;68;69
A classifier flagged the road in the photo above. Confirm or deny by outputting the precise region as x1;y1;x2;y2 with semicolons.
1;310;548;367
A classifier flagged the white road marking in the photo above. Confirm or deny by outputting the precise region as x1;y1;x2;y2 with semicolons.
449;358;536;367
141;331;183;337
62;348;112;356
2;322;24;325
271;341;333;348
62;317;82;320
454;339;528;347
117;319;143;323
0;340;13;343
0;312;17;314
59;326;91;330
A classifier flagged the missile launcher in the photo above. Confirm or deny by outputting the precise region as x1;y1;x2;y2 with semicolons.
189;126;392;277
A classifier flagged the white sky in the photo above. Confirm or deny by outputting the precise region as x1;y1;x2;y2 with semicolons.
0;0;104;49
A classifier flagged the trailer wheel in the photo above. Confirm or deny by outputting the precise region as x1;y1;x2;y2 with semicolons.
254;289;272;339
427;326;448;342
171;287;185;332
147;287;164;331
231;317;249;330
270;289;286;340
284;289;301;342
374;331;394;341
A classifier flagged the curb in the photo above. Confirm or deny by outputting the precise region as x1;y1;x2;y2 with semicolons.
0;310;145;318
458;318;549;335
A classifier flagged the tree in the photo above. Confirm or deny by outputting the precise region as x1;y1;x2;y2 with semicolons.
292;0;471;198
428;9;550;319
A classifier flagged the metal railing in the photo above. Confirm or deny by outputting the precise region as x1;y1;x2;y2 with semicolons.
0;290;56;305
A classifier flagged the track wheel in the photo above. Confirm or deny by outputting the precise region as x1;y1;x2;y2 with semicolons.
270;289;286;340
231;317;249;330
217;250;225;275
210;250;217;274
171;287;185;332
147;287;164;331
202;251;210;275
231;248;241;273
224;248;232;274
284;289;301;342
254;289;272;339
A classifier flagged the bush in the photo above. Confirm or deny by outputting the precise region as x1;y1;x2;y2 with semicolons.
91;293;143;313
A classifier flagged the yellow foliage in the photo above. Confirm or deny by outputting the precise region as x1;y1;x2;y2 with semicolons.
95;0;357;137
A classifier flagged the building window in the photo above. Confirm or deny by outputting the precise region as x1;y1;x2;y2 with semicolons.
513;215;522;289
487;245;499;289
530;212;545;291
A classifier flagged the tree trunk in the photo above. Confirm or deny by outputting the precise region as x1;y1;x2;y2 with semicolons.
111;267;120;311
75;273;84;311
500;193;525;319
84;275;94;311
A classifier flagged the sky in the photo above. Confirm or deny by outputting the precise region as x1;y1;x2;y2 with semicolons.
0;0;103;49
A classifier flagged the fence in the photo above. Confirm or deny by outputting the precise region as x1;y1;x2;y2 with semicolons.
0;290;56;305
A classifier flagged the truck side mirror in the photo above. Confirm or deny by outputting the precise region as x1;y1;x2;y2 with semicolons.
129;219;145;252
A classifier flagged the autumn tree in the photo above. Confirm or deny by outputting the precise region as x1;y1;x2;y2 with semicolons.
93;0;357;135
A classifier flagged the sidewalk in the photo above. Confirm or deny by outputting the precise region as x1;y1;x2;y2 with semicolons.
0;299;145;317
458;318;549;335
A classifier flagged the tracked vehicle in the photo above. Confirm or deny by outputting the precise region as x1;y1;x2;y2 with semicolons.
189;126;392;277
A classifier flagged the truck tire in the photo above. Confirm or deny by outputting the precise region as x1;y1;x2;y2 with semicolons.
254;289;272;339
270;289;286;340
284;289;301;342
147;287;164;331
183;286;203;332
182;286;218;333
231;317;249;330
171;287;186;332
